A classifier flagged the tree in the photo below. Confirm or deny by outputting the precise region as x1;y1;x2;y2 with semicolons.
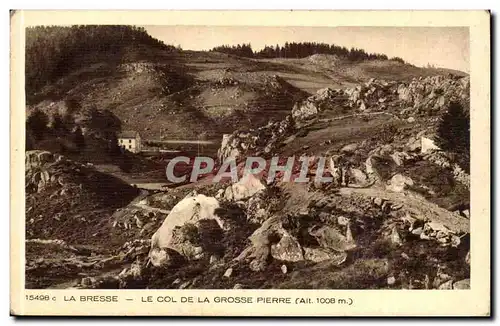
26;109;49;141
51;112;68;135
26;25;177;100
436;101;470;172
73;126;85;150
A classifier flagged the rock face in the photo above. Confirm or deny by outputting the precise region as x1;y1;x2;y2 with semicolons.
149;194;225;266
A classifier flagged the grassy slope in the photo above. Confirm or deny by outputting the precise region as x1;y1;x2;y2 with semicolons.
28;49;466;143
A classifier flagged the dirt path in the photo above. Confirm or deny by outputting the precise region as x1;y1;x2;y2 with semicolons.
339;186;469;234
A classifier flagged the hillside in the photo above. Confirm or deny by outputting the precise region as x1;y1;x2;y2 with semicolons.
26;26;467;146
25;27;471;290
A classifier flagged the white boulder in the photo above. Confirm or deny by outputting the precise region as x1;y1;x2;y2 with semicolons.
149;194;224;266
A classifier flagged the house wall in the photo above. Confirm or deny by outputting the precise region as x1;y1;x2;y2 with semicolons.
119;137;139;153
136;135;142;152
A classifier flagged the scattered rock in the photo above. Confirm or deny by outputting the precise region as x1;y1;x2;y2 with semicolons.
340;143;359;154
281;264;288;274
350;168;369;185
438;280;454;290
453;279;470;289
337;216;350;226
81;277;96;287
224;268;233;278
411;227;423;236
387;276;396;285
373;197;384;207
390;226;403;245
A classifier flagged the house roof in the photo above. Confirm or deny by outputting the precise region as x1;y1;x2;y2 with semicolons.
118;130;138;138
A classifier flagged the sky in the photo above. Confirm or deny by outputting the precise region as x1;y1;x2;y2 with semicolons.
144;26;469;72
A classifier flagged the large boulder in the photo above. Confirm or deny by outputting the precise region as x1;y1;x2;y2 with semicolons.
340;143;359;154
309;225;356;252
224;174;266;201
149;194;225;266
350;168;369;185
365;155;399;181
387;174;414;193
421;136;440;154
270;233;304;262
453;279;470;289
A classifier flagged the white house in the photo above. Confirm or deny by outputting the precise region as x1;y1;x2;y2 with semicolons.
118;130;142;153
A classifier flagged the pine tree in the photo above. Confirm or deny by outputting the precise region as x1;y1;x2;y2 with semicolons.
73;126;85;150
436;101;470;172
26;109;49;141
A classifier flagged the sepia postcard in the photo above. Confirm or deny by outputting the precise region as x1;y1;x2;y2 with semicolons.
10;10;490;316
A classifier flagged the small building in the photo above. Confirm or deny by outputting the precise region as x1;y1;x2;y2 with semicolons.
118;130;142;153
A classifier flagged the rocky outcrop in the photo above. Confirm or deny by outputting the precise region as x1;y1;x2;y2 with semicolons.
292;87;346;121
217;116;294;162
343;75;469;114
397;75;469;115
293;75;469;117
344;78;397;112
